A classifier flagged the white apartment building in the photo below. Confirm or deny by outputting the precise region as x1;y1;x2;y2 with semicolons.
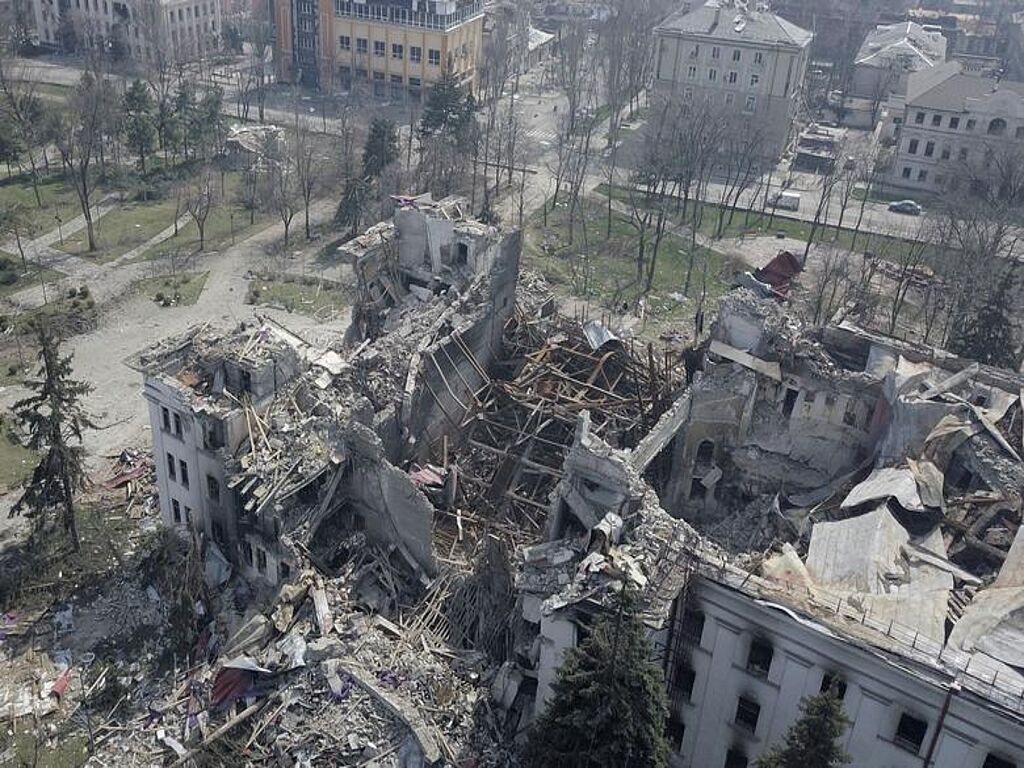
887;60;1024;194
653;0;812;158
31;0;222;62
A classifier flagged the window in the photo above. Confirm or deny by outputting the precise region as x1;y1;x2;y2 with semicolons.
725;750;748;768
409;77;421;87
184;505;191;523
339;34;350;50
735;696;760;733
410;45;421;62
753;51;763;64
687;65;697;79
724;92;734;106
392;42;403;59
959;147;968;161
674;664;696;699
690;44;699;58
373;71;385;81
356;37;367;54
914;111;925;124
966;118;976;131
931;113;942;126
681;608;705;645
732;48;741;62
918;169;928;182
987;118;1007;136
173;413;182;437
901;166;912;179
667;716;685;752
820;673;847;700
923;140;934;157
727;71;737;84
1017;127;1024;139
782;388;798;417
172;499;181;523
242;541;253;565
161;407;170;431
749;73;760;88
683;87;693;102
983;755;1017;768
743;95;756;113
256;547;267;573
279;561;292;579
166;452;176;480
908;138;919;154
206;474;221;503
949;116;960;129
747;638;773;677
373;40;384;57
708;68;717;82
940;146;950;160
711;46;720;59
179;459;189;489
428;48;440;66
894;713;927;753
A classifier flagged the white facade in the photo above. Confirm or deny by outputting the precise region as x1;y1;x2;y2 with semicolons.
31;0;222;62
656;579;1023;768
889;63;1024;194
653;1;812;158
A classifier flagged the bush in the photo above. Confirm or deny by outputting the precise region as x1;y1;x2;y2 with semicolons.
283;274;296;284
302;276;318;287
78;286;89;298
86;298;95;309
180;274;191;284
7;364;18;376
0;271;18;286
67;287;77;298
70;299;80;309
154;291;165;302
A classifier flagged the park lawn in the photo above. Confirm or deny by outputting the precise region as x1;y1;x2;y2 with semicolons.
249;273;350;317
0;172;83;237
525;196;743;340
137;173;275;262
0;266;65;301
133;271;209;306
55;197;182;263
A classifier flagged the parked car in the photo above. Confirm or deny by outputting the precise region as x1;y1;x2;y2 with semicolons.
888;199;922;216
769;191;801;211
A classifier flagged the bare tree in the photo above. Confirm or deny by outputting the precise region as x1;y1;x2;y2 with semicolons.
261;161;299;247
801;145;846;264
292;113;321;240
185;166;217;251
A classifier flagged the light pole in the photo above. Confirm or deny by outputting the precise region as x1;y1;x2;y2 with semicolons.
55;210;63;245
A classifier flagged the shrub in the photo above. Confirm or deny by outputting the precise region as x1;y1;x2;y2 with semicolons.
67;287;77;298
154;291;165;302
86;298;95;309
0;271;18;286
70;299;80;309
8;364;18;376
78;286;89;298
283;274;296;284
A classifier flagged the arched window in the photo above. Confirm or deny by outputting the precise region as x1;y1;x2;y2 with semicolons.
988;118;1007;136
695;439;715;465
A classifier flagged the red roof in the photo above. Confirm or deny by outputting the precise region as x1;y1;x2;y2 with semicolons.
755;250;803;294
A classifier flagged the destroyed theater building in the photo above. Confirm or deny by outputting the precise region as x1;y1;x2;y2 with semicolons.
128;195;1024;768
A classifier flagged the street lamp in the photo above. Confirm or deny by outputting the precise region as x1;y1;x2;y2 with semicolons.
54;211;63;245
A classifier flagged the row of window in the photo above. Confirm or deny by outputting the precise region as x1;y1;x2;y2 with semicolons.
240;540;292;580
338;66;423;88
339;36;442;65
912;110;1023;138
332;0;482;31
170;497;191;524
687;43;765;66
673;611;1017;768
684;66;761;90
681;88;757;113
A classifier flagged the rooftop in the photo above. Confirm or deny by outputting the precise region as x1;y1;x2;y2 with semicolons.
906;60;1024;110
855;20;948;69
655;0;812;48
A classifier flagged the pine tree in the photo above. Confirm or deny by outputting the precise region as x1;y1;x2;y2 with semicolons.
419;70;475;139
123;79;157;173
12;324;95;551
755;688;851;768
335;177;368;238
948;266;1020;369
522;589;669;768
362;118;399;180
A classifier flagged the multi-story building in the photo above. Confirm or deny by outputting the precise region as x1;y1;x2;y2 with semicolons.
851;21;948;102
652;0;812;158
29;0;222;61
273;0;483;98
885;60;1024;194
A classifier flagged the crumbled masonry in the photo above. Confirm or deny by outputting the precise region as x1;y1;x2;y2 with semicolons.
6;197;1024;764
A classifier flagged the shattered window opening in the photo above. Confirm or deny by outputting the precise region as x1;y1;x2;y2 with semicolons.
894;713;928;753
166;452;176;481
257;547;267;573
724;749;749;768
983;754;1016;768
820;672;847;700
179;460;190;489
173;412;183;437
207;474;221;504
746;638;773;677
667;716;685;751
171;499;181;523
782;388;798;418
734;696;760;733
161;406;170;431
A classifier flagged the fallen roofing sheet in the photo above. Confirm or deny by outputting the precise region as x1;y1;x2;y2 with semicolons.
707;339;782;381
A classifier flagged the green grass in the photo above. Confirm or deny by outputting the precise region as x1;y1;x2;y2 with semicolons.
138;173;274;262
248;273;349;316
0;262;65;301
595;183;945;265
132;271;209;306
55;197;182;263
0;726;90;768
525;196;742;339
0;173;83;238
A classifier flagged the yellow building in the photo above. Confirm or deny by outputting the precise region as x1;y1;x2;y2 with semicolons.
275;0;484;99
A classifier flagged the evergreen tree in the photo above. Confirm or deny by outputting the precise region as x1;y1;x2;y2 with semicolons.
755;688;851;768
123;79;157;172
948;266;1020;369
12;324;95;551
362;117;398;180
335;177;368;237
522;589;669;768
419;69;475;139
